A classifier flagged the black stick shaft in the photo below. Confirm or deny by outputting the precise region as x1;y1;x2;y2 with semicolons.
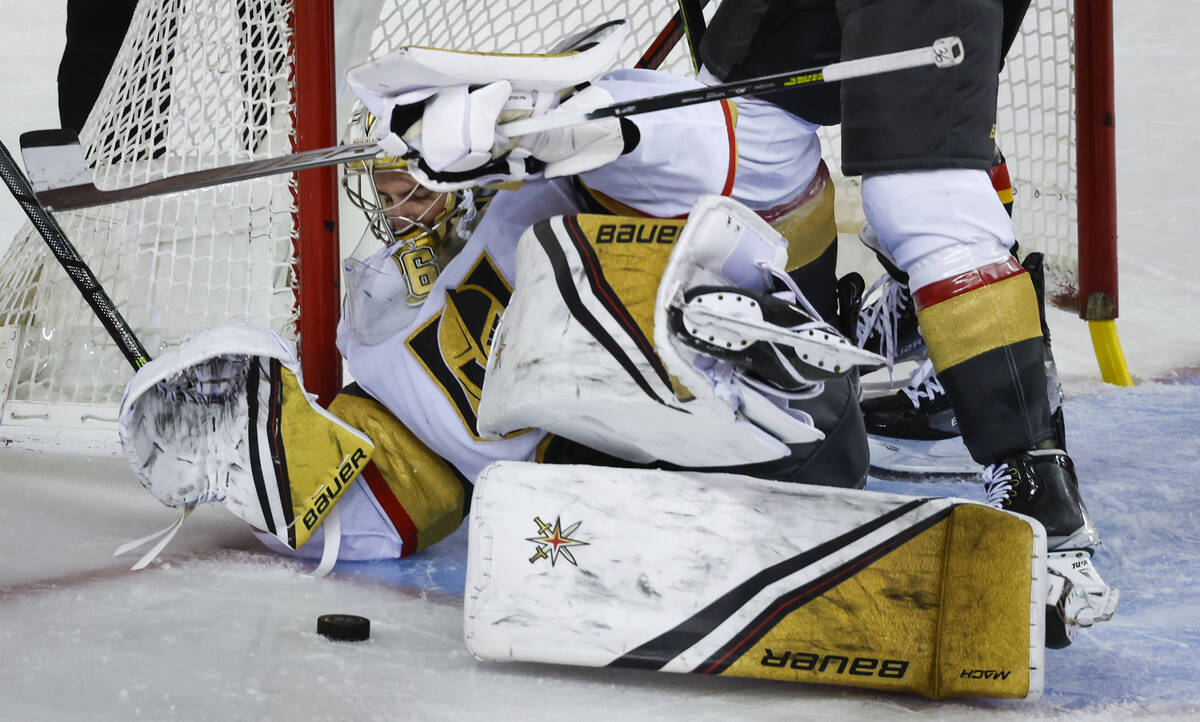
676;0;708;73
0;141;151;369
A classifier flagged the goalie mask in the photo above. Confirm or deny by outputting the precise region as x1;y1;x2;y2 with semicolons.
342;110;476;344
343;110;469;299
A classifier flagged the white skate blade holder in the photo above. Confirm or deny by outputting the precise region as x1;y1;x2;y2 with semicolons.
868;435;982;478
676;289;886;373
1046;550;1119;629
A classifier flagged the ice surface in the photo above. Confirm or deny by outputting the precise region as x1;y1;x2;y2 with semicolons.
3;1;1200;719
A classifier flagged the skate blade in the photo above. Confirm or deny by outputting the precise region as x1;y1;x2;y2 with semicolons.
868;435;981;480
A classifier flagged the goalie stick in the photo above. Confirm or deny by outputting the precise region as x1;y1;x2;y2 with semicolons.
21;36;964;212
3;139;363;576
0;140;150;370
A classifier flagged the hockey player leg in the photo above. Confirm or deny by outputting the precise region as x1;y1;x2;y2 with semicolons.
119;326;374;559
863;169;1118;645
465;461;1049;700
859;146;1032;478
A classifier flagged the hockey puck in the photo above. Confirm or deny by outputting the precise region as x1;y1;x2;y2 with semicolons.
317;614;370;642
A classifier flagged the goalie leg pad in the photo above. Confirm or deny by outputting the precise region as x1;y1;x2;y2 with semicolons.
327;386;471;557
464;461;1047;700
119;325;374;551
477;212;807;468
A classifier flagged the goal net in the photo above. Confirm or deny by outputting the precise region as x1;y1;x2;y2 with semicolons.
0;0;1091;452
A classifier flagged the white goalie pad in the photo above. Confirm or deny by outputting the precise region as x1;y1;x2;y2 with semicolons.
476;212;808;467
477;196;881;467
119;325;374;553
346;20;627;124
464;461;1047;700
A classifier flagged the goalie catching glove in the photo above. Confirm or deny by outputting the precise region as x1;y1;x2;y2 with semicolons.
118;326;374;564
347;20;631;191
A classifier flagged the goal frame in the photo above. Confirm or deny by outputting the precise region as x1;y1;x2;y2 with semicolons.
292;0;342;405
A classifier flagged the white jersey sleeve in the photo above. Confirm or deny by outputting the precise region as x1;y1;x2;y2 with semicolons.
579;68;824;217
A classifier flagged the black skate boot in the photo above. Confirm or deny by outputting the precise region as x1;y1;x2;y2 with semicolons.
667;284;884;394
860;359;979;477
982;449;1118;648
862;359;958;441
862;250;1067;476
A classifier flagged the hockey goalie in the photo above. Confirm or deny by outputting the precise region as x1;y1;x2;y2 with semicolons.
114;20;1114;700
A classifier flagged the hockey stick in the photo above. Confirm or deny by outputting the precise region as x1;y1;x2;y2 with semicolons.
0;140;151;369
21;130;380;212
634;0;710;70
500;35;964;136
21;36;963;212
676;0;708;74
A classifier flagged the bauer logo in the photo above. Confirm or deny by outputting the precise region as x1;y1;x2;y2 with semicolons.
526;515;589;567
760;650;909;679
593;222;680;245
302;447;368;530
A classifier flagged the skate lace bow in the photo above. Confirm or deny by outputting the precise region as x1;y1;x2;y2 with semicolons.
855;273;908;372
982;463;1016;507
901;359;944;407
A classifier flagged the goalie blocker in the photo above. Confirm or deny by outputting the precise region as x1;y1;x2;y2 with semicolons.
464;461;1049;701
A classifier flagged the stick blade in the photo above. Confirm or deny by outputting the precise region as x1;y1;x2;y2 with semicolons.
19;129;94;194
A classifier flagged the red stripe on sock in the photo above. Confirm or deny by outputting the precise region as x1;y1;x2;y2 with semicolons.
360;462;419;557
912;257;1026;311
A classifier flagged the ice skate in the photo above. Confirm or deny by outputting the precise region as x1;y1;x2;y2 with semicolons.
854;224;926;374
982;448;1118;647
862;358;979;477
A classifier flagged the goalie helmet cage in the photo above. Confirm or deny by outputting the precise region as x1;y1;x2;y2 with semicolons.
0;0;1118;454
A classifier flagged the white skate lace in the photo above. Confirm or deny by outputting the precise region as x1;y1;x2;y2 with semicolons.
757;261;827;324
855;273;910;372
982;462;1016;507
900;358;944;408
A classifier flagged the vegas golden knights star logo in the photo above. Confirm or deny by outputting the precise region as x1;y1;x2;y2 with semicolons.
526;516;589;567
408;253;513;439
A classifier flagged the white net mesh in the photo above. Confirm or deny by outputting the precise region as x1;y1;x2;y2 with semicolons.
0;0;1079;447
996;0;1077;296
0;0;299;443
